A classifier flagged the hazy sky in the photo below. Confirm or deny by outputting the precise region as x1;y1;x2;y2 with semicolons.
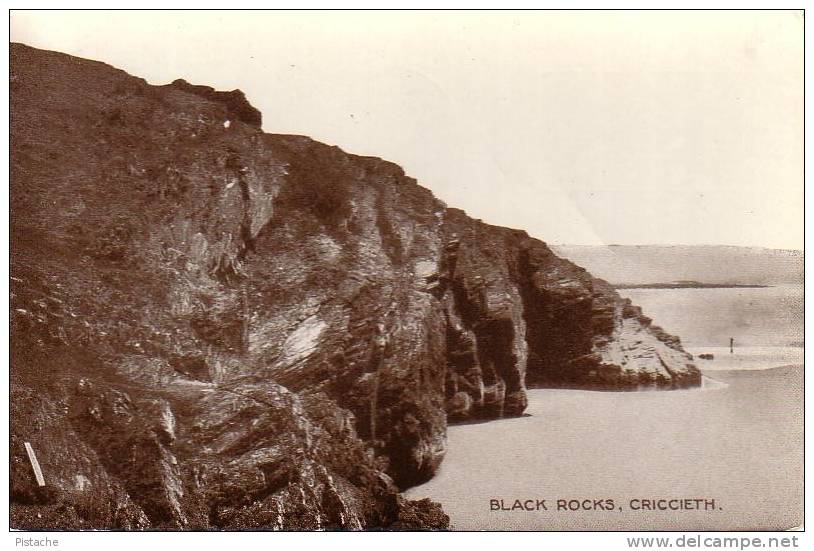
10;10;804;249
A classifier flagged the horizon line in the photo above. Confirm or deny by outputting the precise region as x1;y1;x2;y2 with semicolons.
549;243;804;252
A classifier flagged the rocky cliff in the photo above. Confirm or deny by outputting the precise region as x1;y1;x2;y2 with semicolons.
10;43;701;530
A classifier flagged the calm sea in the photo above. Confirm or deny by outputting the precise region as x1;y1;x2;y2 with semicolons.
405;285;803;530
619;285;803;348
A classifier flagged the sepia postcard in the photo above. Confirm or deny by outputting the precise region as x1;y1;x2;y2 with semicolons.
6;8;805;545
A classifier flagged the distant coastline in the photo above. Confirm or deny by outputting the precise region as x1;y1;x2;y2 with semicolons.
614;281;770;290
552;245;802;288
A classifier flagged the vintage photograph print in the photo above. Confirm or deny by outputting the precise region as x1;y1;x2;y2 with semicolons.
9;10;803;532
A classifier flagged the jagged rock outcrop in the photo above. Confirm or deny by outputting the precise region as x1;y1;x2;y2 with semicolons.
10;43;700;530
167;79;262;128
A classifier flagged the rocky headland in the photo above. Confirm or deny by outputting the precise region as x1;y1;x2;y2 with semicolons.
10;43;700;530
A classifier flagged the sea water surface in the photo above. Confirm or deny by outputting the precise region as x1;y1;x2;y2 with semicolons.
404;286;803;530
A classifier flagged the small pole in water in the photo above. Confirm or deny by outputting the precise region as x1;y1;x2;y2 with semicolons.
730;337;734;354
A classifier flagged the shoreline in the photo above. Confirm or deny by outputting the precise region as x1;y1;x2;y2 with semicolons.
406;363;803;531
688;346;803;371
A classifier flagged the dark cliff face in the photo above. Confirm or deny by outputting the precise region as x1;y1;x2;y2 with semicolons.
10;43;700;530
